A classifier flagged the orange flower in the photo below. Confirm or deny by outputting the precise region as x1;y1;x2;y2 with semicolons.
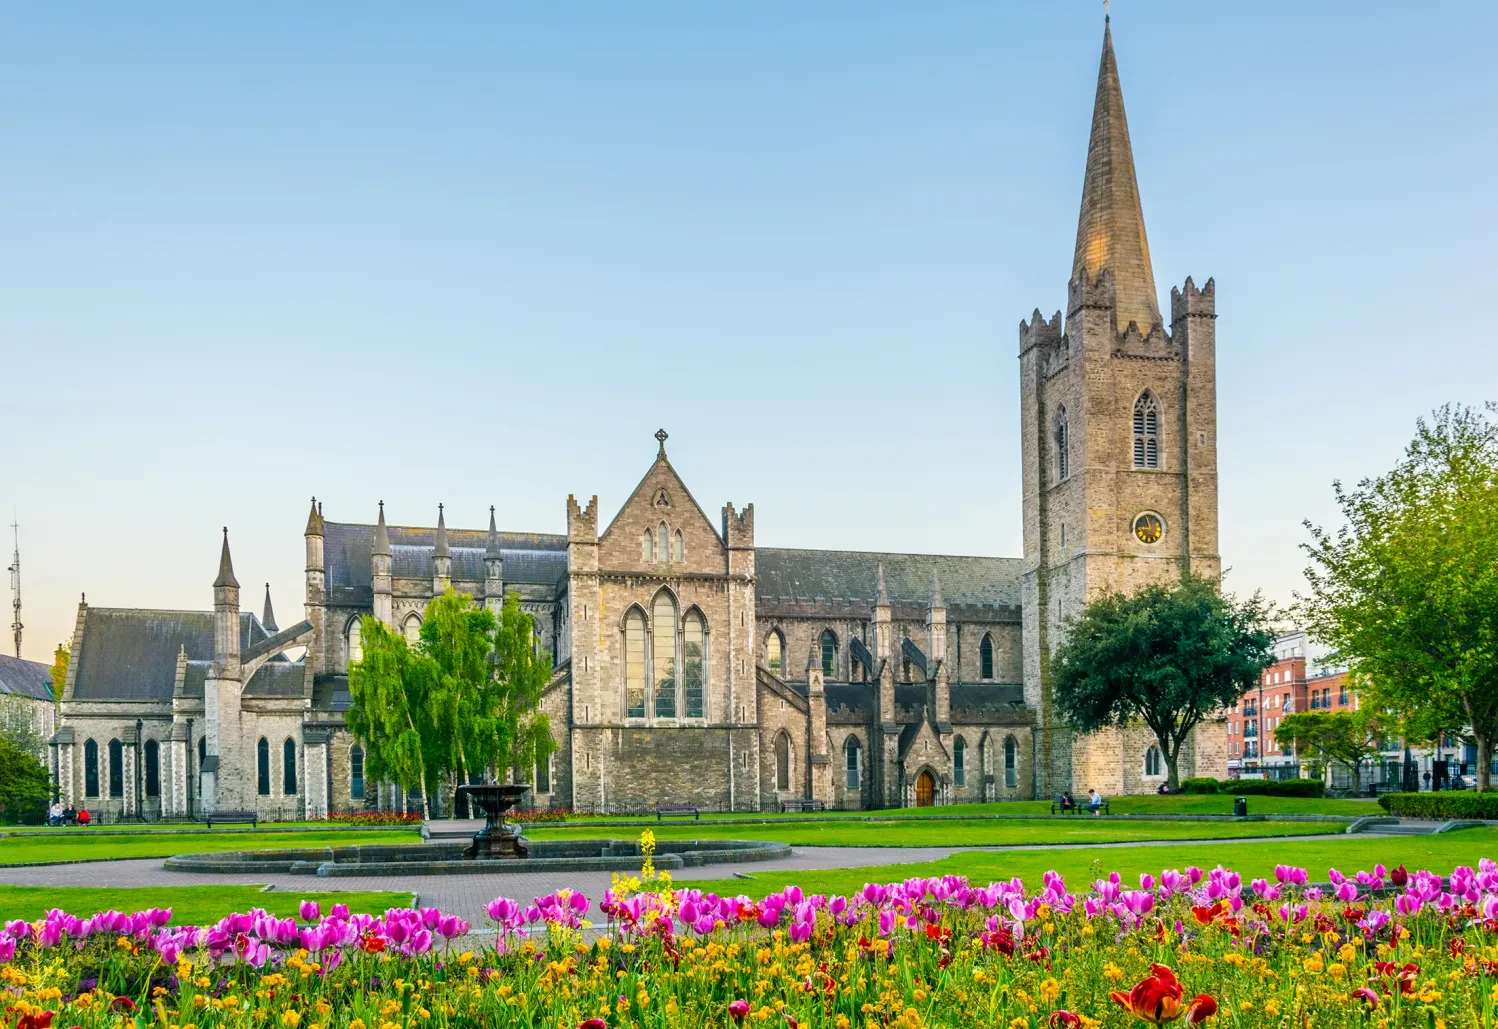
1111;965;1217;1024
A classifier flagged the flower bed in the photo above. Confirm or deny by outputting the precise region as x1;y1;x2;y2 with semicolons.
3;858;1498;1027
321;811;425;827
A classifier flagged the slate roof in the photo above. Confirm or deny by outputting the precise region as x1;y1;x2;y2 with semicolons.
756;549;1023;609
311;674;353;713
324;521;568;592
244;661;306;700
70;608;291;702
0;654;54;703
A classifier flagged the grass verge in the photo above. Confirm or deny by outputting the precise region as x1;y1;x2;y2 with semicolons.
0;886;413;924
527;818;1338;848
0;830;421;866
679;826;1498;898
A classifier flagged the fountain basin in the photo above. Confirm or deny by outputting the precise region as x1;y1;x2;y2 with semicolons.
162;838;791;877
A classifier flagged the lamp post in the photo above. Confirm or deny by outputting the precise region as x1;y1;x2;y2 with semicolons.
134;718;144;822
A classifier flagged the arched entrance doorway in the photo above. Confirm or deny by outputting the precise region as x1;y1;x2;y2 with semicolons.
915;770;936;807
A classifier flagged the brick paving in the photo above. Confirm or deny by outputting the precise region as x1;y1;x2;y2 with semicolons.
0;833;1351;925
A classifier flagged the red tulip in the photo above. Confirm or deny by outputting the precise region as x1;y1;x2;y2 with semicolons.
578;1020;607;1029
729;1000;750;1021
1049;1012;1082;1028
1353;988;1381;1009
1390;865;1409;887
1111;964;1187;1023
1185;994;1217;1024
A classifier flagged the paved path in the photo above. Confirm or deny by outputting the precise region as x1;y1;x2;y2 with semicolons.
0;833;1352;925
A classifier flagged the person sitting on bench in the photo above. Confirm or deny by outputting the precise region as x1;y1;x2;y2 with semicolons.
1084;788;1105;816
1061;791;1075;812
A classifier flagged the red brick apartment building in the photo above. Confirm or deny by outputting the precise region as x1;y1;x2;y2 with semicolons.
1226;632;1354;780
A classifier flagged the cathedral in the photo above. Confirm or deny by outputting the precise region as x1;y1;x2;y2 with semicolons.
49;23;1225;820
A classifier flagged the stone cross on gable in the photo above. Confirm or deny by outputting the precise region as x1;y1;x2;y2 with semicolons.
655;428;668;456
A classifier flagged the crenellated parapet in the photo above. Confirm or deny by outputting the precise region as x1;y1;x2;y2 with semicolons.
1018;307;1063;357
1066;264;1116;317
722;502;754;551
1170;276;1216;325
566;494;598;542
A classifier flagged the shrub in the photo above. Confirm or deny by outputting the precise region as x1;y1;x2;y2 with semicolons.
1222;778;1326;798
1377;791;1498;819
1180;777;1219;794
512;808;570;824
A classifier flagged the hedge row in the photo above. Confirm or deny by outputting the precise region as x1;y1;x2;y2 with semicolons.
1179;777;1327;798
1377;791;1498;819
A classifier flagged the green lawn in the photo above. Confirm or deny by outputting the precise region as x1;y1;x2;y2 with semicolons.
0;886;413;924
556;794;1379;822
0;829;422;865
681;826;1498;899
528;817;1338;848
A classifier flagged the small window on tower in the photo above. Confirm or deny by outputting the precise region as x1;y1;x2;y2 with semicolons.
1055;406;1070;482
1132;392;1161;469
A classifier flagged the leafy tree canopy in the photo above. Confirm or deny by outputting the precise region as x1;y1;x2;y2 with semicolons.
1299;403;1498;789
1274;709;1380;794
0;734;50;821
1052;573;1276;790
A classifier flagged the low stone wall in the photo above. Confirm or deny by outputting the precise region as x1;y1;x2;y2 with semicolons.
162;838;792;877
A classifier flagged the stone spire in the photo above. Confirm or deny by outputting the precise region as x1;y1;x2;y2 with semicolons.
929;570;944;610
373;502;391;557
304;496;323;537
1072;21;1161;334
876;563;889;607
433;504;450;559
213;528;239;588
485;506;502;559
261;583;277;632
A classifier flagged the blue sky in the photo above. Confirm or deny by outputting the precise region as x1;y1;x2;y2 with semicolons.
3;3;1496;661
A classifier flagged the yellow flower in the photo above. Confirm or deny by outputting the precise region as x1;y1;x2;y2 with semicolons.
1264;1000;1281;1017
280;1011;301;1027
1039;978;1061;1004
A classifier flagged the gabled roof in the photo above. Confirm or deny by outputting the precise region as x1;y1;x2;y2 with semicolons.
756;549;1023;610
70;608;281;702
599;447;727;550
0;654;54;703
323;520;568;594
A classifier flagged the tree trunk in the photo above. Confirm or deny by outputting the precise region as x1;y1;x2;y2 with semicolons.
1347;761;1361;796
1478;736;1493;792
1164;734;1183;792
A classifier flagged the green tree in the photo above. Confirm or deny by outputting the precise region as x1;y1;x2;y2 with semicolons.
1299;404;1498;789
346;617;439;818
1275;709;1381;794
490;592;556;785
420;589;500;790
0;734;50;822
1052;574;1276;790
50;644;69;700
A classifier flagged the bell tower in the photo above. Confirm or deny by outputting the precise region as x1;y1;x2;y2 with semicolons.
1019;18;1222;798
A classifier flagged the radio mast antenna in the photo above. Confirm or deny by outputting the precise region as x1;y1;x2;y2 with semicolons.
7;517;20;659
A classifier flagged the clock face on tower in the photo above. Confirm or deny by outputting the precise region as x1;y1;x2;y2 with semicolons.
1133;512;1164;545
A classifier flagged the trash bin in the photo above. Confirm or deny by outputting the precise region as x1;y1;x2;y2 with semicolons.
1234;797;1248;817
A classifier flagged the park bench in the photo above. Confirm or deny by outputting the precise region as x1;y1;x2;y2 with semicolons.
1050;794;1109;815
205;810;259;829
654;804;700;821
780;798;826;813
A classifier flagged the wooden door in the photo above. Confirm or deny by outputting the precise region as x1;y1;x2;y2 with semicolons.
915;771;935;807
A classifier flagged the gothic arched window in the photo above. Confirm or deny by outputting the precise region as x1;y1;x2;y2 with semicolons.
1004;735;1018;788
283;738;298;795
954;736;966;787
821;630;837;677
84;739;99;798
980;633;995;680
1145;744;1162;778
257;738;271;796
624;608;647;718
658;522;669;562
346;618;362;667
144;739;160;798
766;630;784;677
774;732;791;792
641;529;653;562
673;530;684;563
845;736;861;790
350;745;365;800
108;739;123;797
1055;405;1070;482
402;613;422;645
683;610;705;719
1133;391;1161;469
652;591;678;718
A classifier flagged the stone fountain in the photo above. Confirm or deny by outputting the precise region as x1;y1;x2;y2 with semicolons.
455;783;531;859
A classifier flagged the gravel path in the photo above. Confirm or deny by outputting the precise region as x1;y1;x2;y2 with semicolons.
0;833;1353;924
